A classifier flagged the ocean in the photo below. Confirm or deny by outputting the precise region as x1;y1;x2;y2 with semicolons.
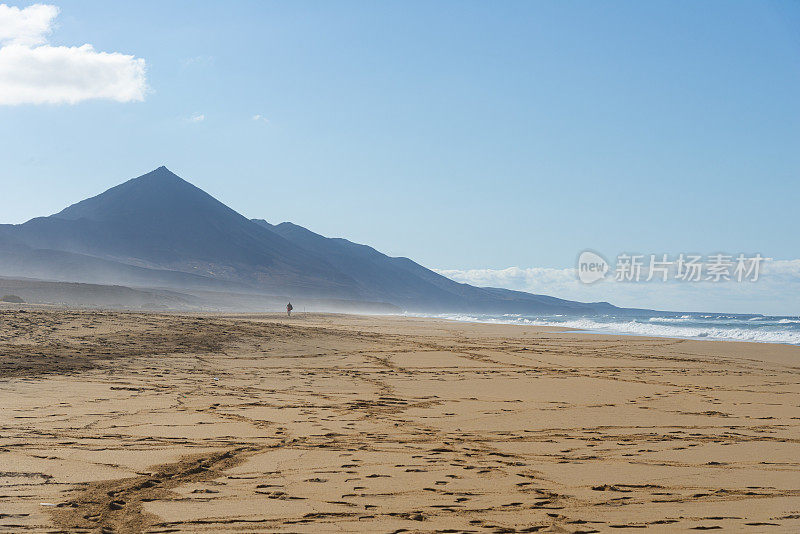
414;311;800;345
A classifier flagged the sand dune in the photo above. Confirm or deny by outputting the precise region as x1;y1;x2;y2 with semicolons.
1;309;798;532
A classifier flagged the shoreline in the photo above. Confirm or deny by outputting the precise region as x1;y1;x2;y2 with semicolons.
407;311;800;347
5;298;799;346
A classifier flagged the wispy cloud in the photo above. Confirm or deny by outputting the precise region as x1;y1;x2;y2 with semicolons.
252;114;269;123
182;54;214;68
0;3;147;105
434;259;800;316
189;112;205;122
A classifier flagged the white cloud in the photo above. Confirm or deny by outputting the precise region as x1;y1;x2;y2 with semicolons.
0;3;146;105
434;259;800;316
252;114;269;123
0;3;58;46
189;112;205;122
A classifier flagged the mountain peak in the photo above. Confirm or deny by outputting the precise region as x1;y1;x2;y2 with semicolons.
152;165;176;175
130;165;183;184
53;167;207;222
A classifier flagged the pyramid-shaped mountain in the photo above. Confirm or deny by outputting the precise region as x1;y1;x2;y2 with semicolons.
2;167;358;296
0;167;616;313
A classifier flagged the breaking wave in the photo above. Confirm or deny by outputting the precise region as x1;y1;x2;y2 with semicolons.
414;312;800;345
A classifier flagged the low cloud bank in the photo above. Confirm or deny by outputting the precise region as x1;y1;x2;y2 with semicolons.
434;260;800;316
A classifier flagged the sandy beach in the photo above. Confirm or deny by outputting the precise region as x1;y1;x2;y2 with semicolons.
1;308;798;532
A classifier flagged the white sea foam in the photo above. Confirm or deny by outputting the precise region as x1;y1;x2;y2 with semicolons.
648;316;693;323
546;318;800;345
420;313;800;345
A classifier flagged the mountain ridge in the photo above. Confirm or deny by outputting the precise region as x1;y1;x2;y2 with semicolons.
255;219;615;313
0;166;617;313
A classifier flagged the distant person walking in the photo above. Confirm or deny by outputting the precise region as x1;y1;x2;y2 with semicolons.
286;302;293;317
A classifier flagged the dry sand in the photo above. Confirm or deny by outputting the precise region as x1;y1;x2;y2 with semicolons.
0;308;798;532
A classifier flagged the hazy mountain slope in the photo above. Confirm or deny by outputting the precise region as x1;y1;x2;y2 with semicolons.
254;220;614;313
0;234;250;291
0;276;200;309
252;220;467;307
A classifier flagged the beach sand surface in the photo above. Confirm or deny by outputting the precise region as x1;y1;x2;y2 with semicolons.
0;309;798;532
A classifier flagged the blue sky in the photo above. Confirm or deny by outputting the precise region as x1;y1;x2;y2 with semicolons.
1;1;799;313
